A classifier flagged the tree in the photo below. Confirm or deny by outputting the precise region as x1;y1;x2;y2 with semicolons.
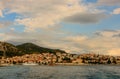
107;58;111;64
62;57;71;63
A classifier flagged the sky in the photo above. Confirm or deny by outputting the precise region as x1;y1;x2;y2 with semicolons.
0;0;120;56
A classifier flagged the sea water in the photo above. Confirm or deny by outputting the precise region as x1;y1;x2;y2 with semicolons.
0;65;120;79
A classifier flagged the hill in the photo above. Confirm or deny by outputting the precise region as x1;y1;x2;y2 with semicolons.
16;43;66;54
0;41;21;57
0;42;67;57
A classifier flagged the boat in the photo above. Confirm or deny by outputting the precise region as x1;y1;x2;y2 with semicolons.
22;62;38;65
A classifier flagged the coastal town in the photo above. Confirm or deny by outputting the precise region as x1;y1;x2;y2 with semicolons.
0;52;120;66
0;41;120;66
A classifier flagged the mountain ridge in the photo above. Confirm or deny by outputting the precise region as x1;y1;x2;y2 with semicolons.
0;41;67;57
16;42;66;54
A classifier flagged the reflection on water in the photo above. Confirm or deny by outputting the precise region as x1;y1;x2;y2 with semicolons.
0;65;120;79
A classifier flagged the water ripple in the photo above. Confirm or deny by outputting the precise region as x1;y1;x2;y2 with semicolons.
0;65;120;79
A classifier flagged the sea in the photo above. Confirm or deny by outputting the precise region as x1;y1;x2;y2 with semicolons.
0;65;120;79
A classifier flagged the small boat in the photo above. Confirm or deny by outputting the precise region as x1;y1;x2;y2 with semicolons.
22;63;38;65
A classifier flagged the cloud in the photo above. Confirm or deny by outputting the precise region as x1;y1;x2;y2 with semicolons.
0;1;4;17
61;30;120;55
0;10;3;17
0;32;17;41
96;0;120;6
95;30;120;37
0;29;120;55
0;0;88;32
0;0;119;56
0;21;13;28
63;13;108;24
0;0;107;32
64;35;87;43
108;48;120;56
113;8;120;14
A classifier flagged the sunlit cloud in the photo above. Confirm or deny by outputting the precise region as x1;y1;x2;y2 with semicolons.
113;8;120;14
1;29;119;56
0;0;107;32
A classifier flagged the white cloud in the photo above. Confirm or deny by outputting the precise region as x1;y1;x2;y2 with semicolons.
0;0;106;32
95;30;120;37
113;8;120;14
64;35;87;42
0;0;76;30
13;0;88;32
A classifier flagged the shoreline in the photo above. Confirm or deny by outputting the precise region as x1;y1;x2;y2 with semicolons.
1;63;120;67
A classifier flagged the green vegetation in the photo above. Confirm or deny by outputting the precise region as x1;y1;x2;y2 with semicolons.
16;43;66;54
62;57;72;63
107;58;111;64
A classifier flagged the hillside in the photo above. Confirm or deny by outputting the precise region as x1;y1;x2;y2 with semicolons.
0;41;21;57
0;42;67;57
16;43;66;54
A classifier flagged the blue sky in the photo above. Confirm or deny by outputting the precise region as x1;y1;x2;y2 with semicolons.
83;0;97;3
0;0;120;55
